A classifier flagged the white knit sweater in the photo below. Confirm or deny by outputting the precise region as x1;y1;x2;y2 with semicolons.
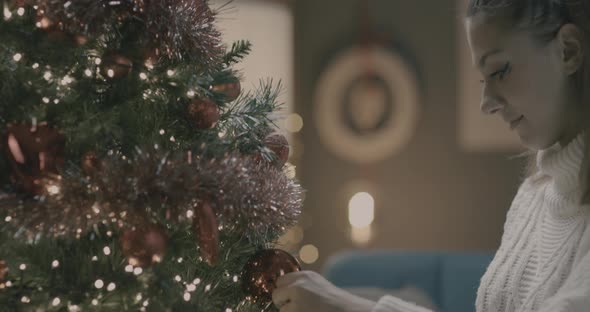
373;133;590;312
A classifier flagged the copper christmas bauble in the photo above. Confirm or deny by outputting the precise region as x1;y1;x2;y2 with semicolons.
193;200;219;265
120;224;168;267
187;99;220;129
1;123;65;195
100;51;133;80
211;79;241;102
264;134;289;166
241;249;301;304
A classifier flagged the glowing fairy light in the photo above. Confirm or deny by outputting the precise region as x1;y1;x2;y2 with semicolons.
167;69;175;76
107;282;116;291
85;69;92;77
103;246;111;255
183;293;191;301
52;260;59;268
43;71;52;81
52;297;61;306
139;72;147;80
19;264;26;270
32;63;39;69
94;58;102;65
4;7;13;20
13;53;22;62
46;183;60;196
94;279;104;289
187;90;195;98
17;7;25;16
125;265;133;272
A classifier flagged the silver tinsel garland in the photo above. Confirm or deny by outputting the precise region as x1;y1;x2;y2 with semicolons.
31;0;224;63
0;149;304;240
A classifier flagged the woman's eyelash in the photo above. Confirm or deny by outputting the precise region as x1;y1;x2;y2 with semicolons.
479;62;511;83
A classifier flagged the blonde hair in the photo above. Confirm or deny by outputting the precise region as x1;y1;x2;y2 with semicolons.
467;0;590;204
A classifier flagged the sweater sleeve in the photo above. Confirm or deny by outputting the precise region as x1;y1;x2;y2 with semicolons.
537;246;590;312
372;295;434;312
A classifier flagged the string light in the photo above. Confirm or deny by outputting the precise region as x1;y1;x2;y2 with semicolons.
103;246;111;255
21;296;30;303
4;7;12;20
107;282;116;291
19;264;26;270
13;53;22;62
133;267;143;275
139;72;148;80
174;275;182;282
5;216;12;222
125;265;134;272
94;279;104;289
52;297;61;306
16;7;25;16
91;299;98;306
167;70;175;76
183;293;191;301
51;260;59;268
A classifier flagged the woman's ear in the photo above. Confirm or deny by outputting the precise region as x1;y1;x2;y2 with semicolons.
557;23;584;75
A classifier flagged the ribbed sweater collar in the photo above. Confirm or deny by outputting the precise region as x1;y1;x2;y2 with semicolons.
536;132;585;217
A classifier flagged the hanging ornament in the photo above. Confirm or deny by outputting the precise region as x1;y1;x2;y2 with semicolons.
187;98;220;129
263;133;290;167
211;79;241;102
1;123;65;195
241;249;301;304
193;200;219;265
120;224;168;267
81;151;102;176
0;260;8;283
100;51;133;80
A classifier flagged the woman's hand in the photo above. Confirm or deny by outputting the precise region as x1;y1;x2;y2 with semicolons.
272;270;377;312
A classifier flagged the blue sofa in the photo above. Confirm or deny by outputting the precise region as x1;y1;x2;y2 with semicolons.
322;250;495;312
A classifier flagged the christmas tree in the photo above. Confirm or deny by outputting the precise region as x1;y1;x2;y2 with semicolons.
0;0;304;311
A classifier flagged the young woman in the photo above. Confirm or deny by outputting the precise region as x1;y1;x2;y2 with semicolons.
272;1;590;311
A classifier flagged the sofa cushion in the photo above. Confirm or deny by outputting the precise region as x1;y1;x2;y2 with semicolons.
439;252;494;312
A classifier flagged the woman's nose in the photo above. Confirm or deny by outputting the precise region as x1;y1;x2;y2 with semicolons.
480;83;503;115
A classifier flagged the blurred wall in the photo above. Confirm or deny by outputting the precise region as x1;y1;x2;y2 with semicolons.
293;0;527;271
